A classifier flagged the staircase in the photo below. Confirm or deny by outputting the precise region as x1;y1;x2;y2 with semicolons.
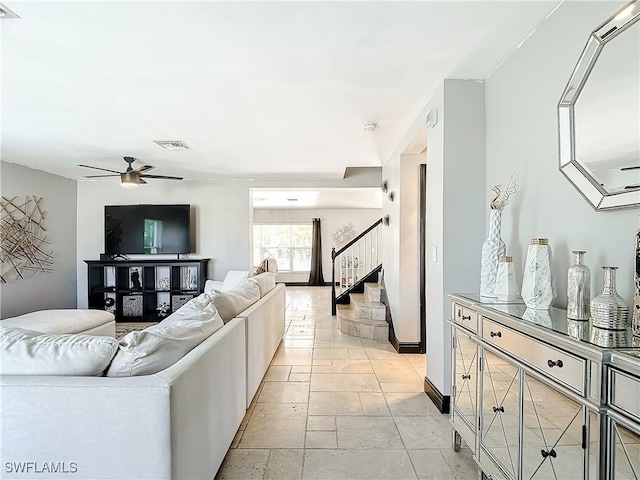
336;280;389;340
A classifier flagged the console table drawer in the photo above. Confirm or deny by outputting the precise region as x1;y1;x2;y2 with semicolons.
482;318;586;394
453;303;478;333
610;368;640;422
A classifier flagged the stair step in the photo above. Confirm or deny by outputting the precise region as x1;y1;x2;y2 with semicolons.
350;293;386;321
336;303;388;340
364;282;382;302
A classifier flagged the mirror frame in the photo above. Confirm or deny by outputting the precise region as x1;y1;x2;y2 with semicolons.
558;0;640;211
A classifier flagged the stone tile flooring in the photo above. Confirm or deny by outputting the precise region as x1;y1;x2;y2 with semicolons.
216;286;478;480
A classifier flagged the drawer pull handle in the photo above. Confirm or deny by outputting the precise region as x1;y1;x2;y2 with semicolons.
547;359;564;368
461;374;471;380
462;315;472;321
492;406;504;413
490;331;502;338
540;449;557;458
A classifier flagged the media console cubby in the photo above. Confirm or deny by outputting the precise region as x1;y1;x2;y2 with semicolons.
86;259;210;322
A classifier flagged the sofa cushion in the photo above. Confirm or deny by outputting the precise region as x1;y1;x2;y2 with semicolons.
106;299;224;377
209;280;260;322
0;327;119;376
248;272;276;297
1;309;115;335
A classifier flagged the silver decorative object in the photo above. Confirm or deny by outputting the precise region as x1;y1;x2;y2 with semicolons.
567;319;589;342
158;277;170;291
494;256;519;302
480;209;506;298
590;326;630;347
521;238;554;310
591;266;630;330
567;250;590;320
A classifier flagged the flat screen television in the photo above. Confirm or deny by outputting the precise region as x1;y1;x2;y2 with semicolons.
105;204;191;255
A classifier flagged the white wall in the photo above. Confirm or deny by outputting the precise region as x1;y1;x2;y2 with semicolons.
76;174;381;307
1;161;78;318
486;1;638;307
76;180;252;308
253;208;383;283
383;80;485;374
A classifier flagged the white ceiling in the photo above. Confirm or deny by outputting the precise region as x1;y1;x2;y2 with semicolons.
1;1;561;182
252;188;383;209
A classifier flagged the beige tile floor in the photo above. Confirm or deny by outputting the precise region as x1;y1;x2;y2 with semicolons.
216;286;479;480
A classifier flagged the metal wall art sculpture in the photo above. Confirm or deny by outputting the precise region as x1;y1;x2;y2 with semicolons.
1;195;54;283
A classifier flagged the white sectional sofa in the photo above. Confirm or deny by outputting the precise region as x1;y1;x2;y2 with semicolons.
0;281;286;480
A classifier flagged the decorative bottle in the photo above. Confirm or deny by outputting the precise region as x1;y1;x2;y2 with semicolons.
567;250;590;320
480;209;506;298
494;256;519;302
591;266;630;330
521;238;554;310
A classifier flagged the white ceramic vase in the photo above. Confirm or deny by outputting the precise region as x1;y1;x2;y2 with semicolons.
521;238;554;310
494;256;519;302
480;209;506;298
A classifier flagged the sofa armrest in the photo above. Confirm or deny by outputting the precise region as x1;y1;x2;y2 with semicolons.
237;283;286;407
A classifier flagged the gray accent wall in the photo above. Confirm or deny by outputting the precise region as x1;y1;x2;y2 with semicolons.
0;161;78;318
485;1;638;306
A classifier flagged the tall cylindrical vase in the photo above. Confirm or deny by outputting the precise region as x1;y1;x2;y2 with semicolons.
567;251;590;320
521;238;554;309
480;209;506;298
591;266;630;330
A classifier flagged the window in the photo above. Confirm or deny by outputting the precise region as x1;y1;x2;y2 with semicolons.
253;224;313;272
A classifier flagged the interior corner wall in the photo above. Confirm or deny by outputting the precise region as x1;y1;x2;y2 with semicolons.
0;161;78;318
253;208;382;284
75;181;252;308
485;1;638;307
430;80;487;396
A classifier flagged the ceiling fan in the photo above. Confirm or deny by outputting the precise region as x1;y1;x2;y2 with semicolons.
79;156;183;189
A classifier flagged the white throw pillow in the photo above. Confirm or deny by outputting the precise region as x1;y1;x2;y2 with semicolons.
0;327;119;376
248;272;276;297
106;301;224;377
209;280;260;322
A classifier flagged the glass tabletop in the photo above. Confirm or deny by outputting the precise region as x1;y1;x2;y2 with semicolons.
454;293;525;305
484;303;637;349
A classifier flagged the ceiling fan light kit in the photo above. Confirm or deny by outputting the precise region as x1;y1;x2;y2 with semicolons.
79;156;183;188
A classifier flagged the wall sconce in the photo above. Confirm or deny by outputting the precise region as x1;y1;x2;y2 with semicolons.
381;180;388;193
387;191;395;202
383;215;390;226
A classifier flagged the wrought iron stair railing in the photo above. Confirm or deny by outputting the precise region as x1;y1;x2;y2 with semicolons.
331;218;383;315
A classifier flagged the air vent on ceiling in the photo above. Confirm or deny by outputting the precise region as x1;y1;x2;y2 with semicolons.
0;3;20;18
152;140;190;150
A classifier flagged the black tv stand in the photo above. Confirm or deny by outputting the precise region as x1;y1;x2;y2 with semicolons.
85;258;209;322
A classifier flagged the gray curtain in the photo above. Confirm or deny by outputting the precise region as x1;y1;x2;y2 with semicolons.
308;218;325;286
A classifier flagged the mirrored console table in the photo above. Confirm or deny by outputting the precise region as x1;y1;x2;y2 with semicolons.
448;293;640;480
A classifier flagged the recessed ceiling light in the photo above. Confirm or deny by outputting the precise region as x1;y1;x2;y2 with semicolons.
362;123;377;132
152;140;190;150
0;3;19;18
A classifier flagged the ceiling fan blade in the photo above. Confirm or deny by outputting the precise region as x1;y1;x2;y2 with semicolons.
621;165;640;171
624;184;640;189
132;165;155;174
84;174;121;178
139;178;148;184
78;164;122;174
139;174;184;180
